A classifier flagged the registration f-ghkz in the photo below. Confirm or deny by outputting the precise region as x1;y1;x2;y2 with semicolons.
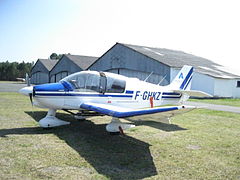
19;65;211;133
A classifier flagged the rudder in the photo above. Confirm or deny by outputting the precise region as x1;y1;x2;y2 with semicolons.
169;65;194;90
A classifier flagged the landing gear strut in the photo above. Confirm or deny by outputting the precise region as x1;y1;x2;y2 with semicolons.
39;109;70;128
106;117;135;134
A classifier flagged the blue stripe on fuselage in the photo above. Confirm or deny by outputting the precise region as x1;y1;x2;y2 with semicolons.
162;92;182;99
35;92;133;98
125;90;134;94
162;96;181;99
162;92;181;96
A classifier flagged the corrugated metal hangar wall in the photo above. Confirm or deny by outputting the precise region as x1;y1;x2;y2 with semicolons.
50;54;98;83
50;55;81;83
88;43;170;85
31;59;57;85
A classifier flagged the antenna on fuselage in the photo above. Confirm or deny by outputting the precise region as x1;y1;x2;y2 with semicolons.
157;74;167;85
144;71;153;82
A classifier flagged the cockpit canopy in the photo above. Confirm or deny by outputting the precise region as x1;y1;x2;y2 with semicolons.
61;71;126;93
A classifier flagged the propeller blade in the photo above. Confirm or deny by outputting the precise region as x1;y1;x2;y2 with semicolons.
29;92;34;115
29;93;33;106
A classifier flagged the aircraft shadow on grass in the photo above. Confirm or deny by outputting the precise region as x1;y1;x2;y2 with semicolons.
0;111;187;180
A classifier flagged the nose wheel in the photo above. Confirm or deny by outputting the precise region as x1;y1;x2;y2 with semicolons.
39;109;70;128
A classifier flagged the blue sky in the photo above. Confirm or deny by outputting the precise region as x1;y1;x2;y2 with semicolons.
0;0;82;61
0;0;239;73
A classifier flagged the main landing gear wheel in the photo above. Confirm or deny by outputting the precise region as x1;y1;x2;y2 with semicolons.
106;117;135;135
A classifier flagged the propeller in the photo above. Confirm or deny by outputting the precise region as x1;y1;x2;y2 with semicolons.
30;87;35;105
19;85;35;114
28;87;35;114
29;93;33;106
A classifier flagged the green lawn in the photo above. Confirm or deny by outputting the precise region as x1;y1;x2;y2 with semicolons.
190;98;240;107
0;92;240;179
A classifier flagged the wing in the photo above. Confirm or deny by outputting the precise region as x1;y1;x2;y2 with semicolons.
80;102;195;118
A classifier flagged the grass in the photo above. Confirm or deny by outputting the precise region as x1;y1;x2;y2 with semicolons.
190;98;240;107
0;92;240;179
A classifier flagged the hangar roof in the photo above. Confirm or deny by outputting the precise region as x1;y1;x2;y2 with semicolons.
121;43;240;79
39;59;58;71
31;59;58;73
64;54;98;70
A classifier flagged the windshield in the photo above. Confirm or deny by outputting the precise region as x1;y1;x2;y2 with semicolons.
61;71;126;93
62;72;100;92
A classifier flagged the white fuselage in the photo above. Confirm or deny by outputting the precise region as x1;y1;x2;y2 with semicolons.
33;77;185;110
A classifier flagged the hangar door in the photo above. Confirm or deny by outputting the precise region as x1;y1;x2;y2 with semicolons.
55;71;69;82
31;72;49;85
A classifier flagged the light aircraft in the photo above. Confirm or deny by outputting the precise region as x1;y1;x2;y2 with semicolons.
19;65;211;133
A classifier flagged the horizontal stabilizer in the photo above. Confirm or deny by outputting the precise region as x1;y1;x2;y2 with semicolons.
80;102;195;118
174;90;212;97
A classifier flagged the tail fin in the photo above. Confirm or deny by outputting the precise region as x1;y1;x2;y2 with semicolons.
169;65;193;90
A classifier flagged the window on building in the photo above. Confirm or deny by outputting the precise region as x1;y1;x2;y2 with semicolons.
237;81;240;88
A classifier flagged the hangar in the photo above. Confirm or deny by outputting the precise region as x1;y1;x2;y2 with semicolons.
50;54;98;83
88;43;240;98
31;59;58;84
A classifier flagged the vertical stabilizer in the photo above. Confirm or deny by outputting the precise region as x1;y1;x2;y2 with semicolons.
169;65;193;90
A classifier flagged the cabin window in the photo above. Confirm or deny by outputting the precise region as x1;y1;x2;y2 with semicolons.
62;71;126;93
85;74;100;92
106;77;126;93
237;81;240;88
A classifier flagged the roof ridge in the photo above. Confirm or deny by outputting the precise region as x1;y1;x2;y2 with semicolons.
65;54;98;58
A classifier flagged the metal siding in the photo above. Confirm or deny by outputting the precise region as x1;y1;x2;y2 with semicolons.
31;61;48;74
39;72;49;84
214;79;233;98
55;71;68;82
170;68;179;82
30;73;36;84
31;72;49;85
50;75;55;83
56;73;62;82
61;71;68;78
106;69;119;74
191;72;215;96
119;69;167;85
233;79;240;98
89;44;170;84
50;56;82;82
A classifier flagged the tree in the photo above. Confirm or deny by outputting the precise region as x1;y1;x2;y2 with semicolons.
50;53;58;60
50;53;63;60
0;61;33;81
